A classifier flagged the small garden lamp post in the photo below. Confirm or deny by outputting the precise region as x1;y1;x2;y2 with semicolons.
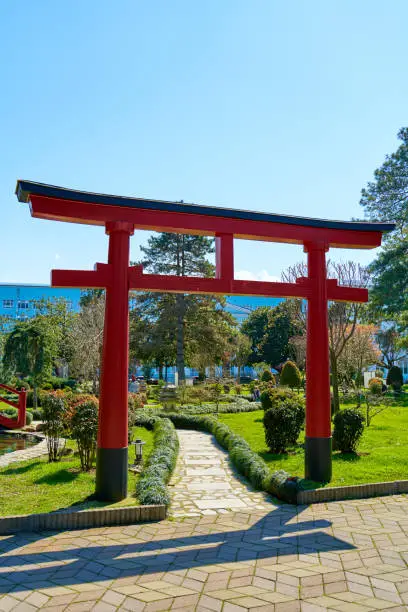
133;439;145;465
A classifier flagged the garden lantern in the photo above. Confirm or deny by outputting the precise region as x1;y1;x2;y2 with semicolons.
133;439;145;464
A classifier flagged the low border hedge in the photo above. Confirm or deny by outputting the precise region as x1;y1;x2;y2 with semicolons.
142;399;260;416
136;417;178;506
135;411;299;504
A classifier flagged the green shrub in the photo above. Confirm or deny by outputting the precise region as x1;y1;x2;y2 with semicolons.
12;379;30;391
260;386;302;412
71;399;99;471
333;408;364;453
234;384;242;395
368;377;383;395
223;384;231;394
25;411;33;425
260;369;275;383
263;400;305;453
0;406;18;418
263;470;299;504
386;366;403;392
31;408;43;420
26;390;39;408
41;392;67;462
280;361;302;389
136;418;178;506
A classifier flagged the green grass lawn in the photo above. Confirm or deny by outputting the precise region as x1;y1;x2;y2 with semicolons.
219;405;408;488
0;426;154;517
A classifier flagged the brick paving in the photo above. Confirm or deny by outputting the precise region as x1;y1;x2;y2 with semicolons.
1;494;408;610
1;429;408;609
169;431;272;517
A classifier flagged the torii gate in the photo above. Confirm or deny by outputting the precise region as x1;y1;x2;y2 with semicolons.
16;181;393;501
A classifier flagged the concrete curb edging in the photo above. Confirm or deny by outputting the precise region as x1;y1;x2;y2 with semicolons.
0;504;166;534
297;479;408;504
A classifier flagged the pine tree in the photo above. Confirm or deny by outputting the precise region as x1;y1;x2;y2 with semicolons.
133;233;234;381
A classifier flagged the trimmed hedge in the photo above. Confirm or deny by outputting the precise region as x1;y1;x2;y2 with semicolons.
135;411;299;503
139;399;260;418
136;418;179;506
333;408;364;454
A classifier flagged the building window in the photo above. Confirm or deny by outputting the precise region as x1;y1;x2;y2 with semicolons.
3;300;14;308
17;300;29;309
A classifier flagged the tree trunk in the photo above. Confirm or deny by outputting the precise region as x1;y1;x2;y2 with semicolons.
176;294;185;382
330;350;340;415
158;364;164;380
33;386;38;410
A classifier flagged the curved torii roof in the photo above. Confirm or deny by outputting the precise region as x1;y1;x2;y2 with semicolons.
16;180;394;249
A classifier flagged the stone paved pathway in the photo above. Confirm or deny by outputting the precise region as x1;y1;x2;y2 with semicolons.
1;496;408;610
0;434;49;469
169;430;272;517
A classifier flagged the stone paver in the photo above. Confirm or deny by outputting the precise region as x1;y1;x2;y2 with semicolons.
0;495;408;610
168;430;272;517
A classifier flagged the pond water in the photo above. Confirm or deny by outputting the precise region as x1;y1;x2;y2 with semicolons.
0;434;37;455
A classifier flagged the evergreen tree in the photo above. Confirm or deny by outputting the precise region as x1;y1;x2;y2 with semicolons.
3;318;58;407
133;233;234;380
360;128;408;317
259;302;303;368
241;307;272;364
386;365;403;392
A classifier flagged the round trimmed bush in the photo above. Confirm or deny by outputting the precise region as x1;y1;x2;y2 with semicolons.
263;399;305;453
25;411;33;425
260;387;302;412
333;408;364;454
260;369;275;384
280;361;302;389
368;377;383;395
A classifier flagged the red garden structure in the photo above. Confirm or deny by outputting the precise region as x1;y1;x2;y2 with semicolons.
0;384;27;430
16;180;394;501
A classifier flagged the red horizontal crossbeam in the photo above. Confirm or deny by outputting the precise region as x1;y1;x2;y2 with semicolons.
52;264;112;289
31;195;383;250
51;265;368;303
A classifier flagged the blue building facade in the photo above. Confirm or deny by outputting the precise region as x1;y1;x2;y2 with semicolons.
0;284;82;327
0;284;281;327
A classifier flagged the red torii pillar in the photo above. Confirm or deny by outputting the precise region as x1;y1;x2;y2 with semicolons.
304;242;331;481
97;222;134;499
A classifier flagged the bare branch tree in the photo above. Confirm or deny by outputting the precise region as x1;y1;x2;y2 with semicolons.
70;297;105;394
282;260;371;413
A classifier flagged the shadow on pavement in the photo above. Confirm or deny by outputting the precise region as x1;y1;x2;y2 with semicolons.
0;504;354;593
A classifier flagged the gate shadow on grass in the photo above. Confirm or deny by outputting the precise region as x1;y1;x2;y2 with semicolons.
0;504;355;593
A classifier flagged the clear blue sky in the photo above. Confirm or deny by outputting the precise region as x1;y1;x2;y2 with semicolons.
1;0;407;284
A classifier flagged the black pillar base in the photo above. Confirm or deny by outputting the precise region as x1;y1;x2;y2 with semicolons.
96;447;128;501
305;437;332;483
